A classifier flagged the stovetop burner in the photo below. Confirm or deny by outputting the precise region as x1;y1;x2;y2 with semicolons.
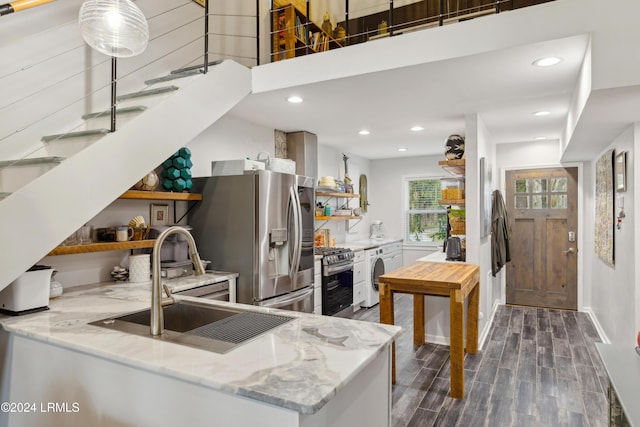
314;246;354;265
314;247;350;256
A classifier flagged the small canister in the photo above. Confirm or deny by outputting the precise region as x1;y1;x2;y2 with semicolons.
440;177;465;200
324;204;331;216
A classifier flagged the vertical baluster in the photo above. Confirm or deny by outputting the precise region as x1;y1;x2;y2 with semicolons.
204;0;209;74
256;0;260;65
345;0;349;45
110;57;117;133
389;0;394;36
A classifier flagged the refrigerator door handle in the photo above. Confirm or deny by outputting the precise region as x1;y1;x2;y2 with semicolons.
288;186;301;282
260;287;313;309
294;186;303;274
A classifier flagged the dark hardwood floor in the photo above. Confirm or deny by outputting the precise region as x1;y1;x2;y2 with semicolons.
349;295;608;427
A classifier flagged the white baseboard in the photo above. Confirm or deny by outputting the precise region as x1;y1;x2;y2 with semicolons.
425;334;450;346
479;299;502;349
582;306;610;344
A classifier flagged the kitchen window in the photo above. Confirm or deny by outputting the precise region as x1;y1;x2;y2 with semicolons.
403;177;447;245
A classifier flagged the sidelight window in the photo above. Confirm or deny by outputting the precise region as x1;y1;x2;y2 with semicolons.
403;177;447;244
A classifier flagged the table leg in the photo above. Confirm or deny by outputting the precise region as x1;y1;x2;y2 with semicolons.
449;289;464;399
379;281;396;384
413;294;425;346
466;282;479;354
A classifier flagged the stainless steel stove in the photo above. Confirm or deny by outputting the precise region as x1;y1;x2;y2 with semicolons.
314;247;354;317
314;247;355;267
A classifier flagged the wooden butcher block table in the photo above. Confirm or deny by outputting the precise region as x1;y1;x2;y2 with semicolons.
378;261;480;399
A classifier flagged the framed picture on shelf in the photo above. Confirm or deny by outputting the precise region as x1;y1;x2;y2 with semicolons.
150;204;169;226
615;151;627;192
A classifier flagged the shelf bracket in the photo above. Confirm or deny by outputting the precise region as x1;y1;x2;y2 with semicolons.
346;217;363;231
314;219;329;231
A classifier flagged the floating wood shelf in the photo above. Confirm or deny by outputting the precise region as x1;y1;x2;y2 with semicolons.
315;192;359;198
48;240;157;256
438;159;465;176
315;215;362;221
119;190;202;201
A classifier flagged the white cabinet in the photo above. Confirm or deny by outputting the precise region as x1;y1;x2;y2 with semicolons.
314;259;322;315
352;249;365;310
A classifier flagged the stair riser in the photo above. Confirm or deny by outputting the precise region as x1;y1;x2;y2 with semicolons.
0;163;60;193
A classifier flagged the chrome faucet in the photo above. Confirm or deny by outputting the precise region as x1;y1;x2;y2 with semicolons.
151;226;205;336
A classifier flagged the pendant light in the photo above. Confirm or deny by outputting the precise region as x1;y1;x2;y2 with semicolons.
78;0;149;58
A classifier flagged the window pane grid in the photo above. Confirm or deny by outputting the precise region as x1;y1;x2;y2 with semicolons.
405;178;447;243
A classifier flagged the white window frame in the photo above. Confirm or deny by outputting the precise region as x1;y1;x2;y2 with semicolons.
401;174;448;248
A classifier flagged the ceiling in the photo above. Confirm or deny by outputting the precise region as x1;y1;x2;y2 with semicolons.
229;33;592;160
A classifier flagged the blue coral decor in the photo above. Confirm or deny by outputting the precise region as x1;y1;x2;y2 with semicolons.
161;147;193;192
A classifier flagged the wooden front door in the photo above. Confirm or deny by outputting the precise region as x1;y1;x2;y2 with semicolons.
505;167;578;310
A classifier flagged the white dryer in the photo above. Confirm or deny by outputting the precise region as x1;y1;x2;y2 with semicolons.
381;241;403;273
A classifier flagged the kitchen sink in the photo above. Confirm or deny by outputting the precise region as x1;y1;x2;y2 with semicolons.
90;300;293;354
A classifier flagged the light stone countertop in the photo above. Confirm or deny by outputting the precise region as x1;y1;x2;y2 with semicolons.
336;238;404;251
0;275;400;415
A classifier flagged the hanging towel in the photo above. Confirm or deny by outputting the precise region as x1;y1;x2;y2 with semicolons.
491;189;511;276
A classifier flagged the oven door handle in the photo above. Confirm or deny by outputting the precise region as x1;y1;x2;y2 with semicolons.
260;287;313;309
325;262;354;275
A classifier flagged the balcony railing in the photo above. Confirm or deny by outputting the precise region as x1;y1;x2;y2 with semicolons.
269;0;556;62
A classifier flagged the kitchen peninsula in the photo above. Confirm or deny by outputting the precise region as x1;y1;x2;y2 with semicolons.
0;279;400;427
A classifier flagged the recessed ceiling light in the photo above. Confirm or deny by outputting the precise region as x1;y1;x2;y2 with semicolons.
533;111;550;116
287;96;303;103
534;136;547;140
410;126;424;132
398;147;408;152
532;56;562;67
358;130;370;135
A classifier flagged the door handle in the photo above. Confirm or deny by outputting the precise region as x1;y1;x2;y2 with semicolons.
564;247;576;254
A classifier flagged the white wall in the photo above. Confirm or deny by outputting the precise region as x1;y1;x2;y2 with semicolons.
585;125;637;345
316;145;371;243
189;115;276;178
370;154;442;257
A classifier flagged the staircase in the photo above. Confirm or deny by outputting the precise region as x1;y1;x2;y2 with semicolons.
0;58;251;292
0;0;258;291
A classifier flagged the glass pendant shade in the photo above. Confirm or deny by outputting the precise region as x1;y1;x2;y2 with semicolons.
79;0;149;57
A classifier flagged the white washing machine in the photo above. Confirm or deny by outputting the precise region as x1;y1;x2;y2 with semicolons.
361;241;403;308
362;247;384;308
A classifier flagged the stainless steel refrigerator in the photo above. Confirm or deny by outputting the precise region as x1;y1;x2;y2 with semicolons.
190;170;315;312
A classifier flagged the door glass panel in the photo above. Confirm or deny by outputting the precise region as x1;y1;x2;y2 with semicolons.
515;195;529;209
550;195;567;209
532;195;548;209
515;179;529;193
550;178;567;192
533;179;547;193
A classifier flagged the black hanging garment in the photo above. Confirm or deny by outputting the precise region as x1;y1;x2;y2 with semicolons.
491;190;511;276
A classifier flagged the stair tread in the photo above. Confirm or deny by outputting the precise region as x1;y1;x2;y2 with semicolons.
116;85;179;101
41;128;110;142
0;156;65;168
82;105;147;120
145;69;203;85
171;59;223;74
